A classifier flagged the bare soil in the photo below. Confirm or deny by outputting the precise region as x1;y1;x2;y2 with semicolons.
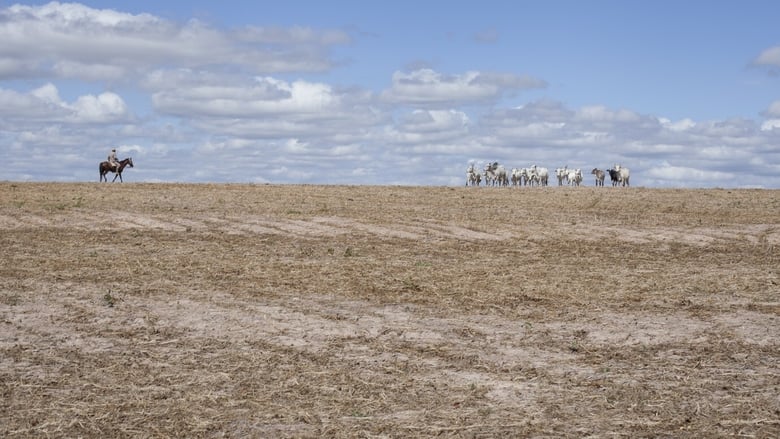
1;182;779;438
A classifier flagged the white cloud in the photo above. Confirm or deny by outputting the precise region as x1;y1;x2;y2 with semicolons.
144;70;383;140
0;88;53;119
398;109;469;133
152;76;340;117
0;83;130;127
0;2;349;80
53;61;128;82
659;117;696;132
688;118;756;139
761;120;780;131
269;165;313;180
763;100;780;118
382;109;471;145
380;69;546;106
71;92;129;123
0;57;37;77
646;162;733;182
31;83;63;104
754;46;780;67
575;106;640;123
197;138;256;153
0;4;777;187
283;138;310;154
488;120;567;139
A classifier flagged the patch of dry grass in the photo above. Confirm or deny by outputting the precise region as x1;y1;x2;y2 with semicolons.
1;183;779;437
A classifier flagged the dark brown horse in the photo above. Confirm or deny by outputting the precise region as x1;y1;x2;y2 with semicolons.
99;157;134;182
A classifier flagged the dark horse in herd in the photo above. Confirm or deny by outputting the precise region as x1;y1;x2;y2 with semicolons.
99;157;134;182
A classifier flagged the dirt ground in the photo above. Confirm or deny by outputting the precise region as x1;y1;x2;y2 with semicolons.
1;182;778;438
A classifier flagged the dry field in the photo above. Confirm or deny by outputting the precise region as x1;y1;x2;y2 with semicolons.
1;182;779;438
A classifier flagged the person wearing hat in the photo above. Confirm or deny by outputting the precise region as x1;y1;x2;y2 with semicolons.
107;148;119;172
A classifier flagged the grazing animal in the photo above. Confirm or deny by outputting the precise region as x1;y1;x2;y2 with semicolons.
483;163;495;186
555;167;569;186
542;169;550;186
525;165;548;186
99;157;134;182
511;168;521;186
466;165;481;186
514;168;529;186
526;167;539;186
591;168;605;186
484;162;508;187
614;164;631;187
520;168;531;186
497;167;509;186
567;169;583;186
607;168;620;186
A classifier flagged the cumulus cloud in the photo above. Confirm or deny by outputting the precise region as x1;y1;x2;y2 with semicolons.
0;3;777;187
482;100;653;147
398;109;469;133
659;118;696;132
472;98;779;186
646;162;734;183
385;109;471;145
753;45;780;67
53;61;128;82
157;76;342;117
71;92;129;123
144;69;383;140
575;106;641;123
761;120;780;131
0;83;129;123
0;2;349;80
197;138;257;153
762;100;780;118
380;69;546;106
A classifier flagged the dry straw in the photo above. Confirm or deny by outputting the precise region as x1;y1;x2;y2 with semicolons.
1;183;778;437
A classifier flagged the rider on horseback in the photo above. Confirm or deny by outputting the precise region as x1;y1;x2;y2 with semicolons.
107;148;119;172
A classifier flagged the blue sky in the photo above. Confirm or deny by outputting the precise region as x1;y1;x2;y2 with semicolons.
0;1;779;187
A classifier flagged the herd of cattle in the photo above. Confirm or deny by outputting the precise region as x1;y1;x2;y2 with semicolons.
466;163;631;187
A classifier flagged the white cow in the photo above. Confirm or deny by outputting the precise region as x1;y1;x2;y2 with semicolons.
483;164;495;186
555;167;569;186
536;166;550;186
526;166;539;186
567;168;583;186
466;165;481;186
526;165;548;186
511;168;521;186
515;168;529;186
498;167;509;186
614;164;631;187
484;162;508;187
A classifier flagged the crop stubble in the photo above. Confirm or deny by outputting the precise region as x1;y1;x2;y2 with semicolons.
1;182;779;437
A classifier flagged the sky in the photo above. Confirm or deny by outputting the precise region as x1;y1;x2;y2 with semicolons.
0;1;779;187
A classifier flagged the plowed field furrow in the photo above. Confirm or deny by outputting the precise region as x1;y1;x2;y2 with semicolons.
1;183;778;438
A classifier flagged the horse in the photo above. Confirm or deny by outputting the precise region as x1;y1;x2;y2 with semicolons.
99;157;134;182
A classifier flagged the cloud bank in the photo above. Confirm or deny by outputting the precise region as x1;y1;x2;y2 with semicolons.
0;2;778;188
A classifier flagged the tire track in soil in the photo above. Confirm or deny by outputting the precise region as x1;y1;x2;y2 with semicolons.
1;287;567;410
10;209;775;247
8;285;777;411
